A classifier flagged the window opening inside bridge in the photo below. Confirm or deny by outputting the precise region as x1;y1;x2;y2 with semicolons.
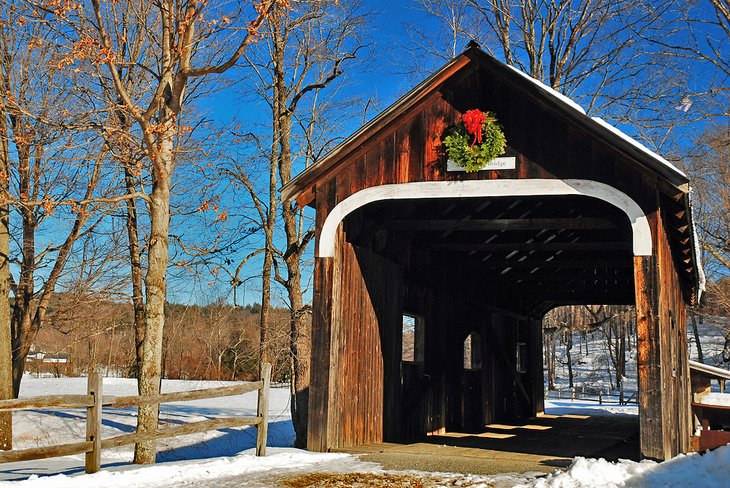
402;314;424;363
463;332;482;370
516;342;528;373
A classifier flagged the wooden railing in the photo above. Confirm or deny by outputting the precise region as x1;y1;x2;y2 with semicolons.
0;363;272;474
545;386;638;405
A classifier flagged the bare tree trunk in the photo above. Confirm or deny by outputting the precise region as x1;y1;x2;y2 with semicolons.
123;162;146;379
690;310;704;363
134;128;172;464
545;331;556;390
565;331;574;389
11;139;36;396
269;10;317;447
617;317;626;401
0;91;12;448
258;143;277;366
284;259;310;447
276;92;311;448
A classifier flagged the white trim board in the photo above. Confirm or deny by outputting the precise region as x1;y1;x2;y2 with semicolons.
317;179;652;258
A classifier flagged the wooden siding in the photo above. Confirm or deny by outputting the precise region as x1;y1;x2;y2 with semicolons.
302;62;665;221
635;207;692;460
309;233;404;450
656;209;692;457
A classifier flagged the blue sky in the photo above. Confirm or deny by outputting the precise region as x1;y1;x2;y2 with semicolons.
161;1;728;306
172;1;443;306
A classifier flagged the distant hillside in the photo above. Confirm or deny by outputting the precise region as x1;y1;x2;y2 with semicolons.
30;294;296;382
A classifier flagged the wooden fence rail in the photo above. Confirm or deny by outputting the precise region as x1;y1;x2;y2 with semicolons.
0;362;272;474
544;386;638;405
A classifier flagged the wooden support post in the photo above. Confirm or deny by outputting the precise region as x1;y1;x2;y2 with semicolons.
256;362;271;457
634;255;665;460
529;318;545;416
308;256;335;452
85;368;102;474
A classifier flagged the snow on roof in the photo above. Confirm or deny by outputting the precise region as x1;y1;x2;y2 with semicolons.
504;62;686;181
689;191;707;301
504;64;587;115
503;61;686;182
591;117;687;179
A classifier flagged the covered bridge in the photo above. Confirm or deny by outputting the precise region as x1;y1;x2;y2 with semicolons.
281;45;704;461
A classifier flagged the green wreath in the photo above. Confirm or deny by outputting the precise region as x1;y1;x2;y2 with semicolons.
443;110;507;172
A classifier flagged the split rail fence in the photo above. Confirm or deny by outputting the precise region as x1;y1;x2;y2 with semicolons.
0;362;272;474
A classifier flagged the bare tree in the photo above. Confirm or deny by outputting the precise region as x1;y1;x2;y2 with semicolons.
689;125;730;363
406;0;692;140
237;0;368;447
0;1;120;401
402;0;484;75
39;0;281;463
0;42;11;448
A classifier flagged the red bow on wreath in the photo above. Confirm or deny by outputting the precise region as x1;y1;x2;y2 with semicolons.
462;109;486;148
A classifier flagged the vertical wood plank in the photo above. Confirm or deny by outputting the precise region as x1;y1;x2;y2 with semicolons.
529;318;545;416
85;368;102;474
634;254;664;460
256;362;271;456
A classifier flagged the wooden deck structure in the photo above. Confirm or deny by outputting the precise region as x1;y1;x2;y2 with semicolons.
281;45;704;461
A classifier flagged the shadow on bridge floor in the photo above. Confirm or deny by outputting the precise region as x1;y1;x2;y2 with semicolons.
336;413;639;476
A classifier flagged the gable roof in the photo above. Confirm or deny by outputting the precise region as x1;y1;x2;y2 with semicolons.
281;44;703;304
281;44;689;203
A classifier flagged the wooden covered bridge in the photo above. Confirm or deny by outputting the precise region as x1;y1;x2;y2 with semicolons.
281;45;704;461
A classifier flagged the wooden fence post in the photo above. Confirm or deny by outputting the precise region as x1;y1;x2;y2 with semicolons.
256;363;271;456
85;368;102;474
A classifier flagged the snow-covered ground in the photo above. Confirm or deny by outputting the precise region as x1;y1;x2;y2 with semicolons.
688;317;730;369
547;317;730;401
0;376;727;487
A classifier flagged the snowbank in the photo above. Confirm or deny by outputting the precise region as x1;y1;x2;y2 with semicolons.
527;444;730;488
0;449;377;488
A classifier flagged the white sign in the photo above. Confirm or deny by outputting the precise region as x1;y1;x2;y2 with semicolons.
447;157;516;172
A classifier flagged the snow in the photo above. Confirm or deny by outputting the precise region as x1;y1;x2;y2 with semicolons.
545;399;637;417
527;444;730;488
590;117;687;179
503;63;688;182
11;306;721;486
699;393;730;407
0;449;380;488
0;376;727;487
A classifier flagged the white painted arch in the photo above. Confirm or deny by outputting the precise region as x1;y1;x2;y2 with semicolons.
317;179;652;257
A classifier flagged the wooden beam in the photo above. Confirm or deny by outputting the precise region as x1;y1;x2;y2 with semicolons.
428;241;631;252
295;185;316;209
389;217;617;232
476;258;633;269
510;281;634;295
502;270;633;283
634;254;665;460
404;272;528;320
